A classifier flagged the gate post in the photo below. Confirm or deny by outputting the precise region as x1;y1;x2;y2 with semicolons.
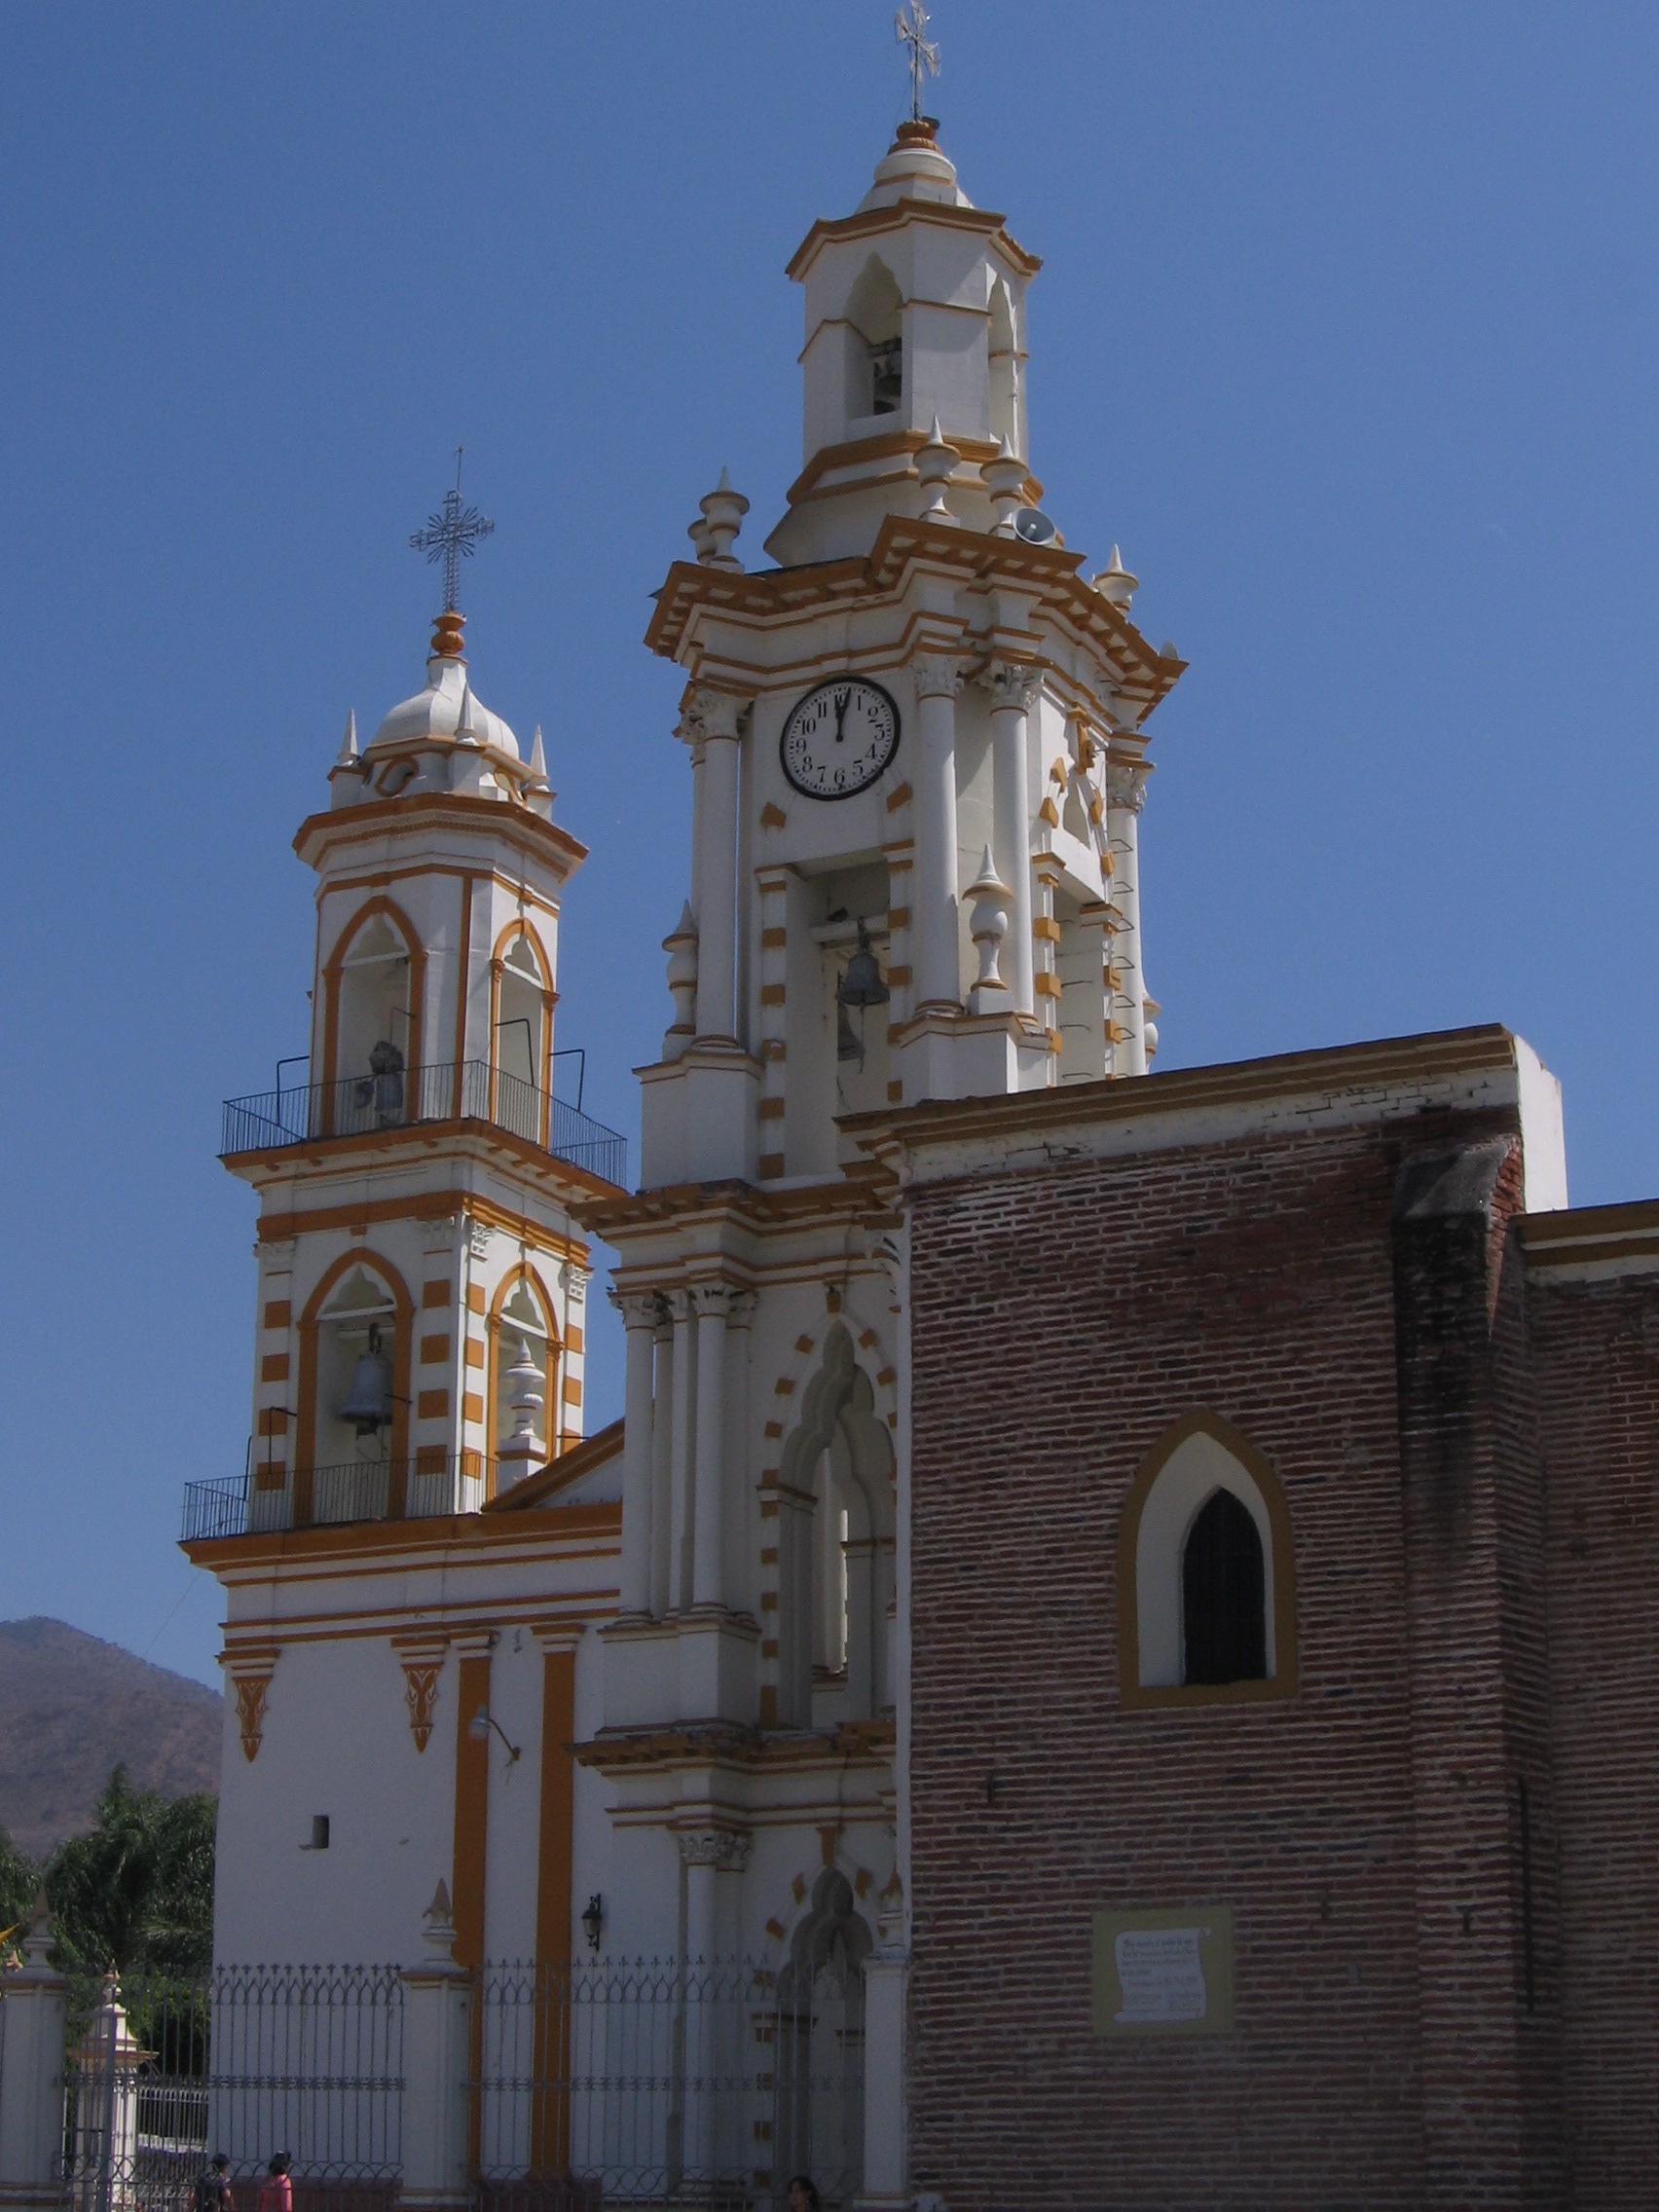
855;1883;908;2211
0;1901;69;2212
400;1885;473;2212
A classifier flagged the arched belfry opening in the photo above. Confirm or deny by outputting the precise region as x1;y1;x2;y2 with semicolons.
843;256;903;425
773;1869;869;2207
494;928;550;1138
332;910;415;1126
776;1324;896;1730
309;1263;401;1521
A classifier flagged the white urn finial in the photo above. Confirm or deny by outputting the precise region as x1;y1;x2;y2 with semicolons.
1093;544;1139;610
981;434;1025;535
915;416;959;524
699;468;750;571
663;902;699;1059
966;845;1014;1012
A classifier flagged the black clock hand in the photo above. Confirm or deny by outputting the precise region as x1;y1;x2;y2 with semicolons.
833;687;850;742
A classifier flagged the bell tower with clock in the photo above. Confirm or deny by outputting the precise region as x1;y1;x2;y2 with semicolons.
577;113;1184;2005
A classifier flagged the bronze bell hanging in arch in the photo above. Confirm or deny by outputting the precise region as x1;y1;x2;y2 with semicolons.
339;1325;393;1437
835;920;889;1063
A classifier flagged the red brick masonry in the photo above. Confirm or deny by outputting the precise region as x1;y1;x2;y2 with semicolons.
879;1027;1655;2212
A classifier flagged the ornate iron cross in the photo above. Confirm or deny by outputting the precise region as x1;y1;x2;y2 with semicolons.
895;0;940;124
409;449;495;613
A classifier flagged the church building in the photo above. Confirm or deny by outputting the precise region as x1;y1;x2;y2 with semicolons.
184;107;1657;2212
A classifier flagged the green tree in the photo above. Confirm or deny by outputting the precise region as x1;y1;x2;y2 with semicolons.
0;1823;38;1940
45;1769;216;1976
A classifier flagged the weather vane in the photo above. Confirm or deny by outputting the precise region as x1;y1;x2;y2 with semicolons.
409;447;495;614
896;0;940;124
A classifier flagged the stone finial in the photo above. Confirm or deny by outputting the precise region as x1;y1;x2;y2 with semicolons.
699;468;749;571
1092;545;1139;611
422;1880;458;1961
337;710;358;764
966;846;1013;1013
329;709;368;808
981;434;1025;535
916;416;959;524
430;608;466;661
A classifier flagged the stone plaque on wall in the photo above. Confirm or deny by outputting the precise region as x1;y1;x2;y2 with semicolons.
1091;1904;1235;2037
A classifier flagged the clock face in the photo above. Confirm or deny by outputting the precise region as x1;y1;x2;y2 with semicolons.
779;678;901;800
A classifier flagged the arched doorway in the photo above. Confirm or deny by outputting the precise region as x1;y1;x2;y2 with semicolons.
772;1870;868;2209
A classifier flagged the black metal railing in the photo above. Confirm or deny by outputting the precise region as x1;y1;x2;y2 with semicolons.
220;1059;626;1186
181;1456;498;1543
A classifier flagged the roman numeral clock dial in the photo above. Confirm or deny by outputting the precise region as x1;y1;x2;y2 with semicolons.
780;678;901;800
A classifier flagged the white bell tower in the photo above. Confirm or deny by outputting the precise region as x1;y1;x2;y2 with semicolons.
576;116;1187;2008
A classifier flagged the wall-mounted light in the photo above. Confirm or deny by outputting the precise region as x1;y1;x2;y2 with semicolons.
467;1705;521;1765
580;1894;604;1954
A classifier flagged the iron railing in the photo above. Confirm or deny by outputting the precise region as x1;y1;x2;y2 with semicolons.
56;1958;862;2212
475;1955;864;2211
181;1456;497;1543
62;1965;404;2212
220;1060;626;1188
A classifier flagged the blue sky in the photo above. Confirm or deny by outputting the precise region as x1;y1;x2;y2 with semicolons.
4;2;1656;1689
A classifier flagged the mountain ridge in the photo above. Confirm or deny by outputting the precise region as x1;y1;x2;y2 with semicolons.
0;1617;222;1860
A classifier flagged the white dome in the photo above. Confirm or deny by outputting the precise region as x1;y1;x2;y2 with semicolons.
858;120;972;213
370;650;520;760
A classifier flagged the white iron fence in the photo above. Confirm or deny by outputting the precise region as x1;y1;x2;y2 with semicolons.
2;1956;862;2212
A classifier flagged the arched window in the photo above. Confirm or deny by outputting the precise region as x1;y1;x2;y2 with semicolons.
295;1257;412;1528
776;1324;896;1729
844;256;903;424
1181;1489;1267;1685
490;1272;559;1478
323;902;424;1130
1117;1412;1297;1709
774;1870;868;2205
492;927;552;1144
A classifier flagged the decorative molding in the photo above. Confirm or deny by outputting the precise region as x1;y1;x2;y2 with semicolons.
609;1289;663;1332
687;688;749;743
401;1662;441;1752
677;1828;754;1871
911;653;965;700
233;1676;271;1763
1105;763;1149;815
689;1280;746;1323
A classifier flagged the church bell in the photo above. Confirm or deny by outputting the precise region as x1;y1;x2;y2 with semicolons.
339;1326;393;1437
836;921;889;1063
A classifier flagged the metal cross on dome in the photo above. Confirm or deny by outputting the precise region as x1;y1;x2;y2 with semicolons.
409;448;495;614
895;0;940;124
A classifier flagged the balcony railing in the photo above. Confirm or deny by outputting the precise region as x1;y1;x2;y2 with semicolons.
181;1455;499;1542
219;1057;627;1186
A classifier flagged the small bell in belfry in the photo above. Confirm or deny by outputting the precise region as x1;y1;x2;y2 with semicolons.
339;1325;393;1437
835;920;889;1065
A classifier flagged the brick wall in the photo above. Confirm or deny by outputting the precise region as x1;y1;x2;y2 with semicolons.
905;1098;1563;2210
1529;1266;1659;2206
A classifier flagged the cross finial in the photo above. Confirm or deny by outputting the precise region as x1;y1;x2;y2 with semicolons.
895;0;940;125
409;447;495;615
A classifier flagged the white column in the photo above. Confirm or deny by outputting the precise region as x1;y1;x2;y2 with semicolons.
690;690;745;1044
689;1283;731;1608
0;1906;68;2212
648;1308;676;1616
399;1885;472;2212
611;1291;660;1616
910;655;965;1013
981;663;1040;1017
1106;758;1149;1078
667;1290;696;1611
856;1889;911;2211
678;1831;752;2184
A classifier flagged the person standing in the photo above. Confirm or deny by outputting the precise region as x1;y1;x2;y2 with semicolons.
256;2153;292;2212
194;2155;233;2212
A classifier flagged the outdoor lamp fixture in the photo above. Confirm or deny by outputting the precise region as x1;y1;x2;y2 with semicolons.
467;1705;521;1765
580;1894;604;1954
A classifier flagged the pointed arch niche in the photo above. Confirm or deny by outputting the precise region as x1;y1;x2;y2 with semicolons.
1117;1411;1298;1711
490;921;555;1145
320;899;425;1115
842;255;903;427
487;1264;562;1490
776;1323;896;1730
294;1250;414;1527
774;1866;869;2194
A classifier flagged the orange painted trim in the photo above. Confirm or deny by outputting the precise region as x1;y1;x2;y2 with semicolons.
487;1264;563;1496
319;894;427;1122
252;1189;593;1261
451;874;475;1117
531;1644;576;2168
296;793;588;874
295;1248;415;1526
1116;1409;1299;1713
179;1497;621;1570
452;1647;491;2167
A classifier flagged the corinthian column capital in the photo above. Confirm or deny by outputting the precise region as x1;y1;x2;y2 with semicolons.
688;688;749;742
912;653;966;700
1105;762;1150;815
608;1289;663;1332
677;1828;753;1870
979;661;1042;715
